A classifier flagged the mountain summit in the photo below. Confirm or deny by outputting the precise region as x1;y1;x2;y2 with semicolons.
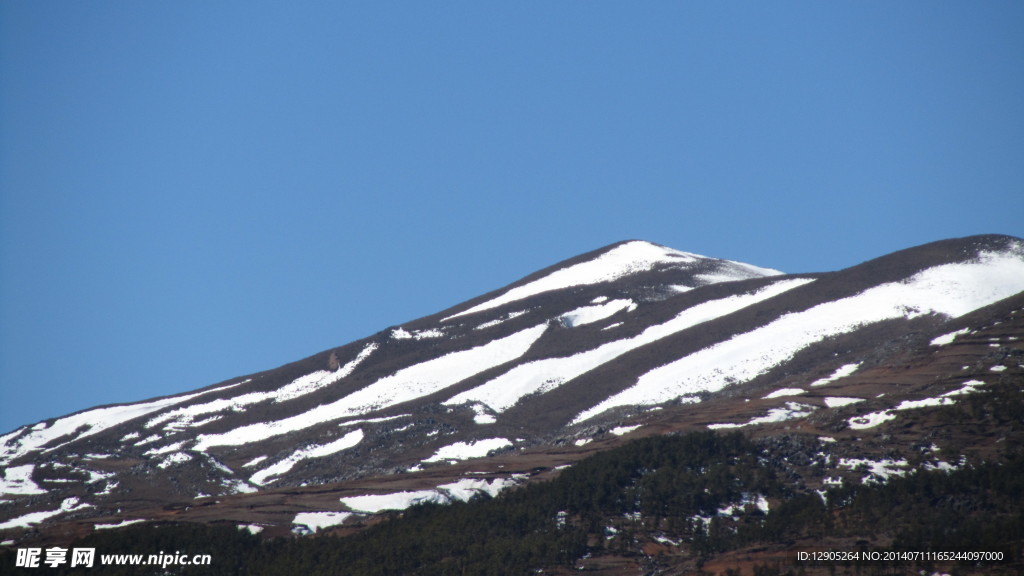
2;234;1023;544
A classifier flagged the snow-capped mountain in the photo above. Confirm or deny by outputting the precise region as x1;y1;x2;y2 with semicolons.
2;235;1024;542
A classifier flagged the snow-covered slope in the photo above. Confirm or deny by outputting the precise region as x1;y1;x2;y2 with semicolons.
441;241;781;321
575;247;1024;422
2;235;1023;540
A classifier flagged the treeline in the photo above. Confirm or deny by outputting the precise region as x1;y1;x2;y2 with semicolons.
2;432;781;575
252;431;780;575
4;428;1024;575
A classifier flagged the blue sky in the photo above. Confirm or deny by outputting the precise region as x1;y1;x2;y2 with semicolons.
1;2;1022;433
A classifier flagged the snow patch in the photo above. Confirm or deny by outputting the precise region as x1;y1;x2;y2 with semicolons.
95;480;118;496
156;452;193;469
848;382;984;429
0;464;46;496
560;299;636;327
893;397;957;410
943;379;986;396
341;477;523;513
707;402;815;429
470;404;496;424
717;493;770;517
292;511;353;533
437;477;521;501
392;328;445;340
250;429;364;486
342;490;446;513
839;458;908;484
763;388;805;399
654;535;680;546
0;498;92;530
423;438;513;463
242;456;268;469
610;425;641;436
848;411;898;430
95;519;145;530
923;461;960;473
474;310;528;331
144;441;186;456
810;363;862;387
930;328;970;346
223;479;258;494
391;327;413;339
134;434;161;446
823;397;865;408
336;414;409;429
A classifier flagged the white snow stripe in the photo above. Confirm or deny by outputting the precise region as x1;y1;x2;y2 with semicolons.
809;363;861;387
445;278;813;413
250;429;364;486
575;250;1024;423
194;324;547;451
0;381;246;466
560;299;636;327
147;343;378;431
0;498;92;530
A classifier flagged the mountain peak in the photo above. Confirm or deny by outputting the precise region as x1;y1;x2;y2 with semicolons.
442;240;781;321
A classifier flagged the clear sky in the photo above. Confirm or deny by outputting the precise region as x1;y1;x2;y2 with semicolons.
1;2;1022;433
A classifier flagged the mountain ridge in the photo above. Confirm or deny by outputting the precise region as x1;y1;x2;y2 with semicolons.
2;233;1023;552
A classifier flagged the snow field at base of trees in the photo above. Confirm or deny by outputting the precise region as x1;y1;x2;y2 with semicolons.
848;379;987;430
335;476;525;516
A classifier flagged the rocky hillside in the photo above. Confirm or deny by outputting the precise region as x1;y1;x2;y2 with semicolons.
2;234;1023;560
